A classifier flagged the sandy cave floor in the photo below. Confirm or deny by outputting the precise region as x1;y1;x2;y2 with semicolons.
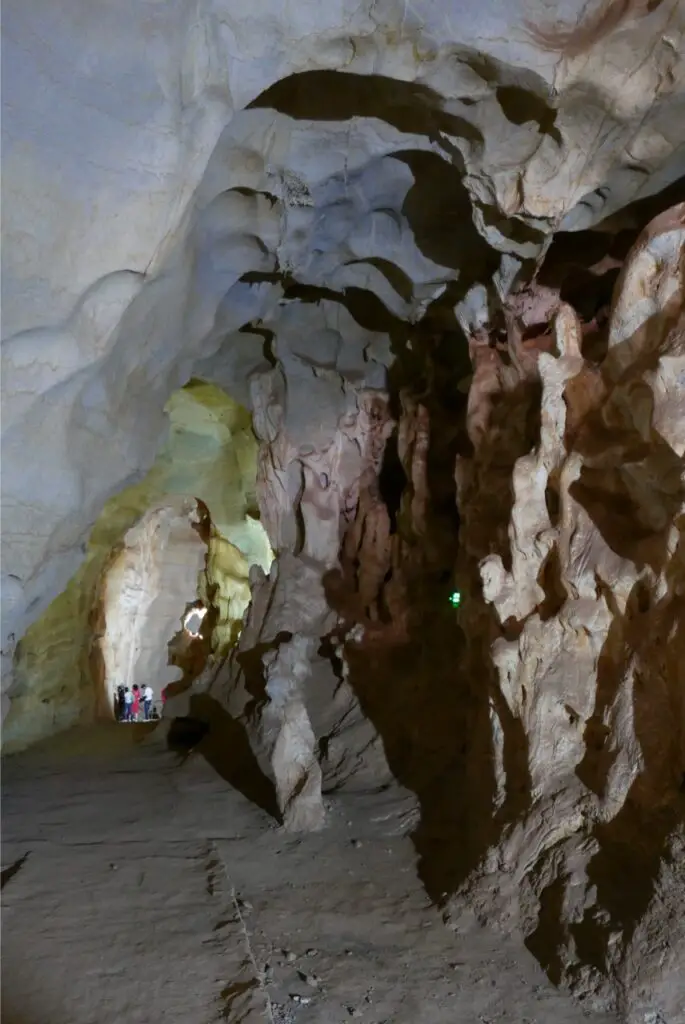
1;724;619;1024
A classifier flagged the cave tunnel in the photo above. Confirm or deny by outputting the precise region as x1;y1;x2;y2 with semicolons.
3;378;273;747
2;4;685;1023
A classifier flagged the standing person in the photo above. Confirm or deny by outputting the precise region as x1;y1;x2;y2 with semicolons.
142;684;153;721
131;684;141;722
123;687;133;721
116;684;126;720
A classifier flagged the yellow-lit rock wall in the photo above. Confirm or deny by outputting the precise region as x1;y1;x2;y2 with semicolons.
3;382;273;753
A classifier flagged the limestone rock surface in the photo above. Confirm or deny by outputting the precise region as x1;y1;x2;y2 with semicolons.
451;203;685;1018
2;382;270;750
4;0;685;681
2;1;685;1018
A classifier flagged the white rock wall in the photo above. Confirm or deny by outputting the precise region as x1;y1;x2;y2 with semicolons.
100;502;207;706
4;0;685;688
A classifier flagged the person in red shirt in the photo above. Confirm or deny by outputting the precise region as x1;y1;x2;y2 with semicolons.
131;685;141;722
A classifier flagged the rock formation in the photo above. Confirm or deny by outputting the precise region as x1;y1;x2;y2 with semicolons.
451;203;685;1019
97;499;208;711
1;381;271;751
2;0;685;1017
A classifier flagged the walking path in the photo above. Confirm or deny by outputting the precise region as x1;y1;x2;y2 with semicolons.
2;725;618;1024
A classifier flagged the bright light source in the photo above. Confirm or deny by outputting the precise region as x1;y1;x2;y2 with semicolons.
449;591;462;608
183;605;207;638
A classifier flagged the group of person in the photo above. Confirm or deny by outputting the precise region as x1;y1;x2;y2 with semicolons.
115;683;156;722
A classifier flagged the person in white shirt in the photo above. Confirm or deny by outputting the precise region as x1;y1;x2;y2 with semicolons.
142;684;154;721
123;687;133;722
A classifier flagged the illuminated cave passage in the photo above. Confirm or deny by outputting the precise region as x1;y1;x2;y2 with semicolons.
2;5;685;1023
99;499;208;722
3;379;273;745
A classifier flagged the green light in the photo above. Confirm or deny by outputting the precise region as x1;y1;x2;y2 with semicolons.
449;590;462;607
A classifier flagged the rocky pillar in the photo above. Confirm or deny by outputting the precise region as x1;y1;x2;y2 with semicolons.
451;204;685;1007
221;370;394;830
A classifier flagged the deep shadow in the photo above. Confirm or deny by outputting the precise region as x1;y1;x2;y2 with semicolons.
578;796;683;964
536;547;566;622
491;685;533;828
582;561;685;948
240;270;409;357
538;174;685;301
377;430;406;534
331;323;526;903
473;375;543;574
568;428;685;973
428;339;465;526
524;872;568;986
393;150;499;294
576;578;638;798
339;598;501;903
248;70;511;306
167;716;211;753
495;85;562;145
344;256;414;304
248;70;483;149
167;694;279;820
235;631;293;717
570;456;683;576
1;851;30;891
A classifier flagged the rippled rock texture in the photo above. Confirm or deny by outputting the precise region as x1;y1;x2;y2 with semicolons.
2;1;685;1017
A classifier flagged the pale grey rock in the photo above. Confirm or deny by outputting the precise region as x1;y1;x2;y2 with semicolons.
2;2;685;1017
4;0;685;677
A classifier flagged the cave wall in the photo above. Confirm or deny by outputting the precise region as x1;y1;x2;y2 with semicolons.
2;382;271;751
3;0;685;699
197;199;684;1018
449;203;685;1016
2;1;685;1015
99;501;207;706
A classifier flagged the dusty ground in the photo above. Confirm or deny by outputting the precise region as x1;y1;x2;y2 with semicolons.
2;724;618;1024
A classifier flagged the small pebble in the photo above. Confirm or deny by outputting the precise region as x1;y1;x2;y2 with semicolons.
347;1007;363;1018
305;948;319;958
284;950;297;963
290;993;311;1005
351;839;362;848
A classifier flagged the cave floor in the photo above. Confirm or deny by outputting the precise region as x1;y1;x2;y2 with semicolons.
2;725;617;1024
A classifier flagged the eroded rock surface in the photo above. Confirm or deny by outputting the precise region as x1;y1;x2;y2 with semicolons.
2;382;270;751
2;2;685;1019
451;204;685;1018
4;0;685;674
